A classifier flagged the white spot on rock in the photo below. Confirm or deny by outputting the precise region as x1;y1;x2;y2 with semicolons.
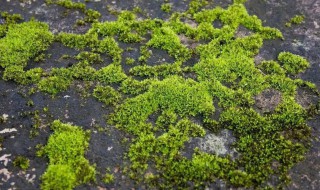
0;154;11;166
0;128;17;134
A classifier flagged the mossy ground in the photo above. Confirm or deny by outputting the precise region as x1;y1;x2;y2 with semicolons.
0;0;319;189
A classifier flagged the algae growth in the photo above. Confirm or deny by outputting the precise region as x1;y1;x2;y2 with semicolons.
0;0;318;189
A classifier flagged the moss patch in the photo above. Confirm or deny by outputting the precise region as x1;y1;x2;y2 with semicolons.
2;0;318;189
41;120;96;190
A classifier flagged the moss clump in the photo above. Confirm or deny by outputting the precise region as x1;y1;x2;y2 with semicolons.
103;173;114;184
41;120;96;190
45;0;86;11
286;15;304;27
161;3;172;13
110;76;214;135
278;52;309;75
93;85;121;106
13;156;30;170
147;27;191;62
0;11;23;37
38;76;72;95
95;64;127;84
0;20;53;69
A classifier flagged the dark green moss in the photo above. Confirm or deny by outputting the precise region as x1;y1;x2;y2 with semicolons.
13;156;30;170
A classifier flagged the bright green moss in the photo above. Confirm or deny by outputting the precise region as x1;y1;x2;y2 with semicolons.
187;0;208;16
41;164;77;190
161;3;172;13
38;76;72;95
258;60;286;75
120;78;155;95
41;120;96;190
0;11;23;37
125;57;135;65
75;52;103;64
93;85;121;106
103;173;114;184
278;52;310;75
84;9;101;23
110;76;214;135
95;64;127;84
46;0;86;11
2;0;316;188
286;15;305;27
129;62;182;77
147;27;191;61
0;21;53;68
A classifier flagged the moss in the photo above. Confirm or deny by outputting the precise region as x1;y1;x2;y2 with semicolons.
13;156;30;170
93;85;121;106
125;57;135;65
120;78;155;95
95;64;127;84
129;62;182;77
103;173;114;184
278;52;310;75
286;15;304;27
41;120;96;190
38;76;72;95
147;27;191;62
161;3;172;13
46;0;86;11
110;76;214;135
1;0;316;188
75;51;103;64
41;164;77;190
84;9;101;23
0;21;53;68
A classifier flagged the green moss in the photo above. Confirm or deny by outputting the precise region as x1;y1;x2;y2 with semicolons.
125;57;135;65
84;9;101;23
0;21;53;68
93;85;121;106
161;3;172;13
38;76;72;95
103;173;114;184
46;0;86;11
95;64;127;84
110;76;214;135
0;11;23;37
120;78;155;95
41;164;77;190
13;156;30;170
75;51;103;64
129;62;182;77
147;27;191;61
1;0;316;188
278;52;310;75
286;15;304;27
41;120;96;190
